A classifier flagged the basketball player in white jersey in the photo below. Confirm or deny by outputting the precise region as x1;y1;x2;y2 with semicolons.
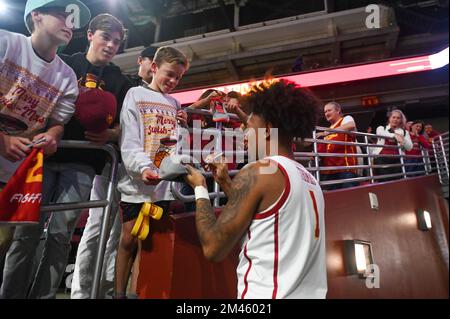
183;80;328;299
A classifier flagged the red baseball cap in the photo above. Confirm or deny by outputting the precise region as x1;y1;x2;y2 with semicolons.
74;88;117;133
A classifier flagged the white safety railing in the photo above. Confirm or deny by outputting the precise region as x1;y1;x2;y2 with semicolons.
432;132;449;197
171;108;441;203
39;141;118;299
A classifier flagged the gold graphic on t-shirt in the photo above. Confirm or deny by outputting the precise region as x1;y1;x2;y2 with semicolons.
79;73;106;90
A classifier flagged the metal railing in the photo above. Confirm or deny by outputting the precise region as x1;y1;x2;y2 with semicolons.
432;132;449;197
40;141;118;299
38;110;446;299
171;109;444;203
303;126;436;187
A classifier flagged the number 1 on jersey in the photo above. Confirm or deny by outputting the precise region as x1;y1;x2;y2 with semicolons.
308;190;320;240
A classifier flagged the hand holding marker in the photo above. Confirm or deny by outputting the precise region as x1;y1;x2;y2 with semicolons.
27;137;47;149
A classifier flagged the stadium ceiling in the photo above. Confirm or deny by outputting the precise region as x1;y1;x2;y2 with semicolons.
110;1;448;89
0;0;448;89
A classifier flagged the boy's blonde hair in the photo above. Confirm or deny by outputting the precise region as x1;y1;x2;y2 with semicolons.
153;47;189;70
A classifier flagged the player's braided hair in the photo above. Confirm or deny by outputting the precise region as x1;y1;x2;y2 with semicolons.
243;79;321;139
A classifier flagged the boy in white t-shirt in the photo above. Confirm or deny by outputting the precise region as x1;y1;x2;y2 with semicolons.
0;0;90;297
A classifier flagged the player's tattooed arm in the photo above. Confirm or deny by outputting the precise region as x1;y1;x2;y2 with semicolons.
195;165;262;261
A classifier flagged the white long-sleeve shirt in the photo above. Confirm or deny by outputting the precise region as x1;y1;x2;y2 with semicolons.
117;86;180;203
371;124;413;155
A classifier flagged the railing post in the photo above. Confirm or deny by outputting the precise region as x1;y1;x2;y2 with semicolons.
421;147;429;175
425;149;432;174
213;122;223;207
365;135;375;183
398;144;407;179
312;130;321;182
432;137;443;184
90;145;119;299
47;141;119;299
439;135;449;181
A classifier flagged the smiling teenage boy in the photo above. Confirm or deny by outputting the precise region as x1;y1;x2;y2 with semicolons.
54;13;134;299
38;14;133;299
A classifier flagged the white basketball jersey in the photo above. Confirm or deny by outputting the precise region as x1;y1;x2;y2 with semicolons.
237;156;327;299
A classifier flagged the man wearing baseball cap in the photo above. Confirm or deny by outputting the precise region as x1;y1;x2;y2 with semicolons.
0;0;90;297
23;0;91;33
130;46;158;87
